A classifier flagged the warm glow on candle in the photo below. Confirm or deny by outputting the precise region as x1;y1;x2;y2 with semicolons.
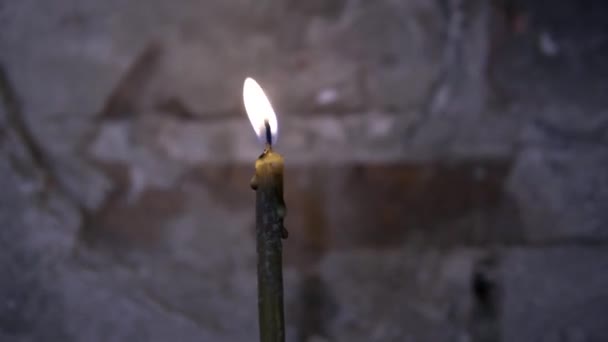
243;77;278;145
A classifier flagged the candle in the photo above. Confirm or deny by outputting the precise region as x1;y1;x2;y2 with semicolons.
243;77;287;342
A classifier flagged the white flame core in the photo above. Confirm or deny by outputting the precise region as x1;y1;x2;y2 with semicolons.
243;77;278;145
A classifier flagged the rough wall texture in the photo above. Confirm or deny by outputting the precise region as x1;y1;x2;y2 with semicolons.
1;0;607;341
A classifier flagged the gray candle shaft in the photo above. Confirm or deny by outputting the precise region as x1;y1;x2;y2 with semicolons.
251;148;287;342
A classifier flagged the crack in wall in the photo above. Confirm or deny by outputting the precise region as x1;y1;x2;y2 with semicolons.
470;254;501;342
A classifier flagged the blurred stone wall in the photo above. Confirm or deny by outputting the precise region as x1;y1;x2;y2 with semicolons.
1;0;607;341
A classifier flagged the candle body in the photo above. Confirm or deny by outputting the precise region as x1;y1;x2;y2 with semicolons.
252;148;286;342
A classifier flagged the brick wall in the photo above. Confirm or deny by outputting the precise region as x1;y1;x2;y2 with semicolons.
1;0;607;341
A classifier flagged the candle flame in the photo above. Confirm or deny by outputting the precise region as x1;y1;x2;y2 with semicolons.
243;77;278;145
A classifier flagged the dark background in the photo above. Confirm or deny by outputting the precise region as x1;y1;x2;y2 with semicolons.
1;0;607;341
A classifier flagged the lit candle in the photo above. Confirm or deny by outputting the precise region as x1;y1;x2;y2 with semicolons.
243;77;287;342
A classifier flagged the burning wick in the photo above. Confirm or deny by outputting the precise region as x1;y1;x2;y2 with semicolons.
243;77;287;342
264;119;272;147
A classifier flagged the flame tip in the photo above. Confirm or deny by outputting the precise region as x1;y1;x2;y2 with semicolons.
242;77;278;145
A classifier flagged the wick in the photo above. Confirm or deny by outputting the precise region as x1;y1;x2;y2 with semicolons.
264;119;272;147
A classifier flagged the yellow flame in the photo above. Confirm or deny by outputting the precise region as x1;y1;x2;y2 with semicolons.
243;77;278;145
